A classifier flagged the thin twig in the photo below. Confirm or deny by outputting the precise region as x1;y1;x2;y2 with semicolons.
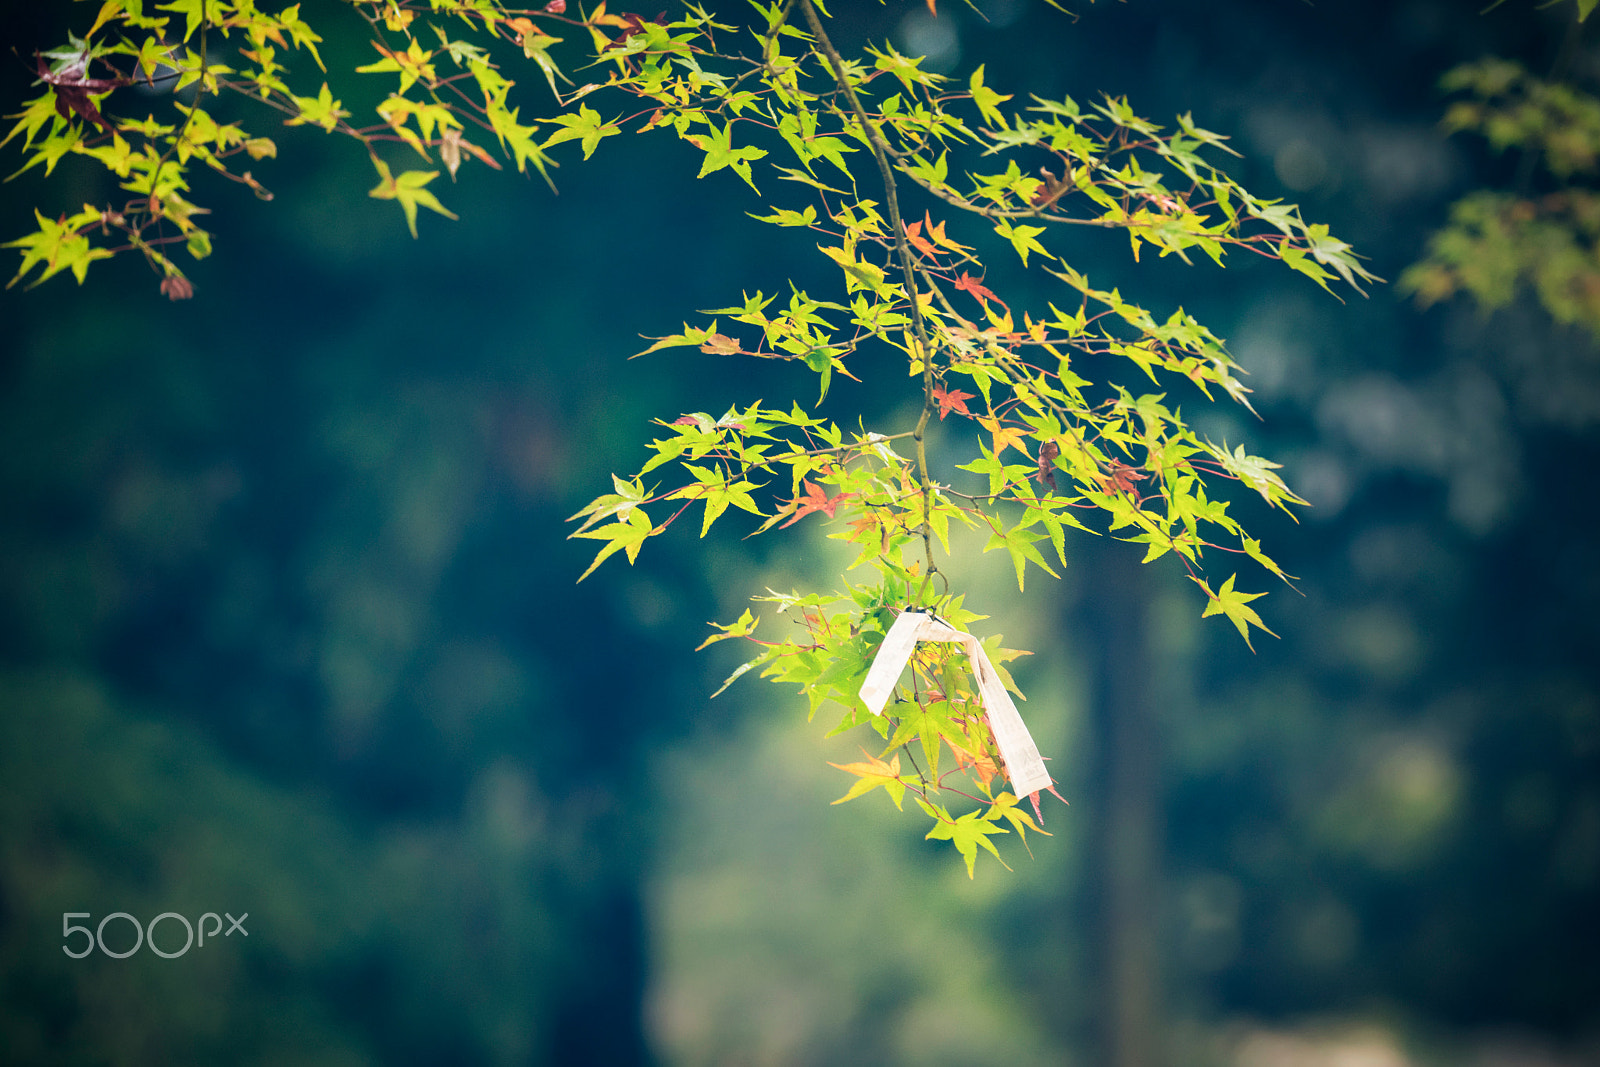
798;0;941;605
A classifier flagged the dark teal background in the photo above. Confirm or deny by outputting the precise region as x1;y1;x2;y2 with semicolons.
1;2;1596;1064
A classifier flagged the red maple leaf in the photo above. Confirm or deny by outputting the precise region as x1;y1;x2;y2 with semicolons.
1028;782;1069;825
604;11;668;49
35;53;125;133
1034;440;1060;490
778;481;851;528
159;275;194;301
932;383;976;420
953;271;1002;307
1029;167;1070;209
1102;459;1147;496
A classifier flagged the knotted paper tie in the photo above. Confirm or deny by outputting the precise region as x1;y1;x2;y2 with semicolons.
858;609;1052;797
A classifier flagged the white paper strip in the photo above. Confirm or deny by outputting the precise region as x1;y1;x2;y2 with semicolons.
858;609;1052;797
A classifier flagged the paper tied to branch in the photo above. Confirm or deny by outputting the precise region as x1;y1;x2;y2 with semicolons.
858;609;1052;797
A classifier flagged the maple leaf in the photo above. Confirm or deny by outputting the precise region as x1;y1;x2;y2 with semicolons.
1026;782;1069;827
695;607;758;651
846;513;879;538
885;699;969;779
3;208;112;289
542;104;621;160
285;82;350;133
988;792;1052;857
1210;442;1305;512
904;219;940;259
685;121;768;192
438;128;500;180
778;480;850;528
355;38;437;95
994;219;1050;266
367;158;457;238
698;332;741;355
828;749;906;810
932;383;975;420
159;274;194;300
947;731;1000;791
1035;440;1060;490
976;415;1029;459
922;801;1011;878
969;65;1013;128
953;271;1001;306
34;53;122;133
570;505;655;581
917;211;970;254
1101;459;1146;496
1029;166;1071;208
1191;573;1278;651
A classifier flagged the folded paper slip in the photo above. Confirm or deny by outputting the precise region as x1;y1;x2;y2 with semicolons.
858;610;1052;797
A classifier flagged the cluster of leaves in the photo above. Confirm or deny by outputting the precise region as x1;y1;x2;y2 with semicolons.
1404;45;1600;340
4;0;1372;873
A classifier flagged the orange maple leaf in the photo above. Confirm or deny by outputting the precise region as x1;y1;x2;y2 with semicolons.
947;732;1000;791
904;219;940;259
953;271;1003;307
828;749;907;808
977;415;1030;459
919;211;969;253
779;480;851;528
932;383;976;420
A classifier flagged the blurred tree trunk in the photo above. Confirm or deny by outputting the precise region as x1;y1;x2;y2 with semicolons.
1091;547;1163;1067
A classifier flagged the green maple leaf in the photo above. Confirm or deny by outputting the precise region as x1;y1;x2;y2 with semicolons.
986;792;1050;857
982;522;1058;592
884;699;965;779
969;64;1013;128
541;104;619;161
672;465;764;536
355;38;437;96
685;121;767;191
3;208;112;288
921;801;1010;878
0;93;61;155
285;82;349;133
485;99;556;190
367;158;457;238
568;473;653;533
155;0;221;43
1208;441;1306;514
277;4;326;71
994;219;1050;267
569;506;655;582
695;607;759;651
1191;572;1277;650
